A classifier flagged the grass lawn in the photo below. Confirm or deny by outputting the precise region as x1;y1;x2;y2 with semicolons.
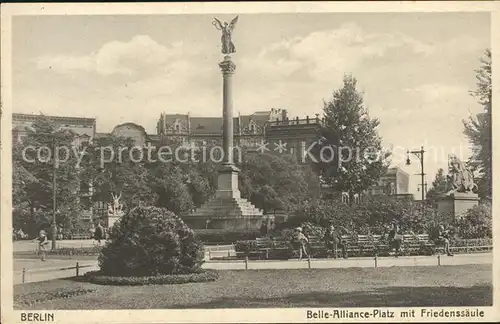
15;264;492;309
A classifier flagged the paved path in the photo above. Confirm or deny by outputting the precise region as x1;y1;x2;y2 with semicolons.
14;240;234;252
204;252;492;270
13;252;491;285
13;259;99;285
13;240;98;252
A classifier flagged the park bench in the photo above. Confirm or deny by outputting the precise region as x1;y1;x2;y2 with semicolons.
234;237;277;260
235;232;491;260
438;238;492;254
254;237;273;259
374;233;434;256
269;236;294;259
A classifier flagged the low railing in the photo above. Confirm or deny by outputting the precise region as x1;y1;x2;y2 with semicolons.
207;253;490;269
267;117;322;127
17;262;96;284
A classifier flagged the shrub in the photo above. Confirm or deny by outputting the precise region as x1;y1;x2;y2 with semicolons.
288;196;436;235
418;244;435;256
234;240;258;253
83;270;219;286
454;203;492;239
98;206;204;277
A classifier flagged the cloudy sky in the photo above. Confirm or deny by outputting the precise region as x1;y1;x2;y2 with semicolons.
11;13;490;196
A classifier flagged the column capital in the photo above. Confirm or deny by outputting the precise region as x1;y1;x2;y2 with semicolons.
219;56;236;75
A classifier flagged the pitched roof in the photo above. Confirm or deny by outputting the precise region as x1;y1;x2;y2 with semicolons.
190;117;223;135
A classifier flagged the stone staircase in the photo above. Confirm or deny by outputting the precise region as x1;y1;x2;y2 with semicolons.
190;197;264;219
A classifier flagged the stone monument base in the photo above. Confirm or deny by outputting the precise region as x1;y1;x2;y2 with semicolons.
184;164;264;231
107;214;123;229
184;196;264;231
436;192;479;222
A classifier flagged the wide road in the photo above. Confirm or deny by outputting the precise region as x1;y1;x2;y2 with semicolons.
13;252;492;285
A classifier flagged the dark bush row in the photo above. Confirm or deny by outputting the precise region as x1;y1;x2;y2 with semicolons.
48;246;102;256
196;231;260;244
83;270;219;286
14;287;97;307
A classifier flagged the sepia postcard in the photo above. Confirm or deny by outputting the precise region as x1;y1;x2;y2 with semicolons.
1;1;499;323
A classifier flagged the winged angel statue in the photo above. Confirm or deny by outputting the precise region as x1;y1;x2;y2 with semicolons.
213;16;239;55
107;192;123;216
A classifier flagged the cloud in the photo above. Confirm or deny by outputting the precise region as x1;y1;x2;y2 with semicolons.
240;23;435;83
404;83;466;103
35;35;188;77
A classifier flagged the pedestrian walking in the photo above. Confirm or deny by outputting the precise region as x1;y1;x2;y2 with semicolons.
260;220;268;238
94;221;104;245
37;230;49;261
291;227;309;260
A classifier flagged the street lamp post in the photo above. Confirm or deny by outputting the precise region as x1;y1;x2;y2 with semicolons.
406;146;426;202
52;139;57;250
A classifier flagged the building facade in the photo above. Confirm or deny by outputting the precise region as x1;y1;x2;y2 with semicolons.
12;113;96;145
367;167;413;200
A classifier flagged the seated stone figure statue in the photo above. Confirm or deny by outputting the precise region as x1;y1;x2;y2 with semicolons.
445;156;478;195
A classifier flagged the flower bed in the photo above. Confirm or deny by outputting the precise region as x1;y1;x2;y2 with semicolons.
14;287;97;307
83;270;219;286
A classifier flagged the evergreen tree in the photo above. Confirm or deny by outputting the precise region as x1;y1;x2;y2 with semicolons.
426;168;448;202
463;49;492;200
315;75;389;201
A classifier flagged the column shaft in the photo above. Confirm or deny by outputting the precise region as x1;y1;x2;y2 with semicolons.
222;72;233;164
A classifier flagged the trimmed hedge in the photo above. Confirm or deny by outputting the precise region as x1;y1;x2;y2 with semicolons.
14;287;97;307
83;270;219;286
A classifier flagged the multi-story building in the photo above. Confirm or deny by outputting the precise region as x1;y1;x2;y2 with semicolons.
12;113;96;145
95;109;324;162
367;167;413;200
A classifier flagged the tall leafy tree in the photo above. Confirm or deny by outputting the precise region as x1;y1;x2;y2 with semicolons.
80;135;157;212
13;116;82;231
315;75;389;201
463;49;492;200
149;163;194;216
238;151;321;214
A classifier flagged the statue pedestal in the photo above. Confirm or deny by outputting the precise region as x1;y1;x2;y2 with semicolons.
107;212;124;229
436;192;479;222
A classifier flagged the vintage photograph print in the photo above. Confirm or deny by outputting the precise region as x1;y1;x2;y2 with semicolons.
1;2;498;323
